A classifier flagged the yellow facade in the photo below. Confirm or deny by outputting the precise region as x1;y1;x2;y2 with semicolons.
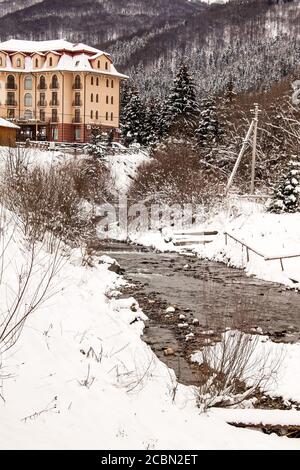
0;40;127;142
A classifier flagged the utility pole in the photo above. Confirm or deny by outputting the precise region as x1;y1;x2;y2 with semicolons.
250;103;259;194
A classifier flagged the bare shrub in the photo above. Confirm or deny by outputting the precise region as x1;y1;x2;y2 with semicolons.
193;329;283;412
1;150;110;246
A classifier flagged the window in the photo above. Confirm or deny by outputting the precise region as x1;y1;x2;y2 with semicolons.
75;109;80;123
39;93;46;106
111;80;114;88
74;92;81;106
35;58;39;68
0;57;2;66
111;96;114;105
97;60;100;68
52;127;58;141
51;75;59;89
91;93;93;102
49;57;53;66
39;76;46;90
74;75;81;89
111;112;113;121
75;60;80;67
40;109;45;122
24;76;32;90
24;93;32;107
51;108;58;122
96;111;98;120
24;109;33;120
7;109;15;119
106;79;109;87
105;62;108;70
96;77;99;86
75;127;81;141
91;77;94;85
6;92;15;106
7;75;16;89
96;94;99;103
16;58;21;67
91;110;93;119
51;92;58;106
106;96;109;104
106;112;108;121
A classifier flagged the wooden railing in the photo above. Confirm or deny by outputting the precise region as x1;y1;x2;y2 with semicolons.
224;231;300;272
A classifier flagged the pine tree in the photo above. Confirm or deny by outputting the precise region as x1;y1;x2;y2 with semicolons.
195;97;223;145
121;89;146;146
164;63;199;135
85;126;108;161
143;99;165;146
269;159;300;213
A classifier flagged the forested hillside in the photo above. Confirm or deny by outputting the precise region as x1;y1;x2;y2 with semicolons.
0;0;299;98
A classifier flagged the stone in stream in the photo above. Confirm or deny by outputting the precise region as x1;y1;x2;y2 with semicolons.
165;306;176;314
164;347;175;356
178;322;189;329
179;314;186;320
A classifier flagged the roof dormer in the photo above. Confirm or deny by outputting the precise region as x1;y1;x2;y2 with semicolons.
46;51;61;68
10;52;26;69
31;52;45;69
89;53;112;72
0;51;8;68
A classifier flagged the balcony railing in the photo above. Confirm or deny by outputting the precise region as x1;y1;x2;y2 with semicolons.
5;83;17;90
49;83;59;90
49;100;59;107
37;84;47;90
50;116;59;123
37;100;47;107
72;117;82;123
72;83;82;90
5;100;17;107
72;100;82;107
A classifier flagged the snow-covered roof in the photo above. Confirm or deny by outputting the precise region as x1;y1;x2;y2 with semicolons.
0;39;100;55
0;39;128;79
0;118;20;129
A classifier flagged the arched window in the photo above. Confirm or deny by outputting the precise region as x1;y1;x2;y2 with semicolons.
96;111;98;120
24;76;32;90
106;79;109;87
24;109;33;120
6;75;16;89
16;58;21;67
35;58;39;68
49;57;53;67
111;96;114;105
91;77;94;85
39;76;46;90
106;96;109;104
111;112;113;121
51;75;58;89
97;60;100;68
105;62;108;70
0;57;2;66
91;93;93;102
96;94;99;103
111;80;114;88
106;112;108;121
24;93;32;107
75;109;80;123
40;109;45;122
96;78;99;86
74;75;81;89
91;110;93;119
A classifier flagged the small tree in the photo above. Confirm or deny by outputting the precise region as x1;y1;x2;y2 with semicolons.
85;126;108;161
164;63;199;135
269;159;300;213
121;89;146;146
195;97;223;146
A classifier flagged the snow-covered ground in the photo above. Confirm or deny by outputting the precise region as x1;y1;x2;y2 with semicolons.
0;216;300;450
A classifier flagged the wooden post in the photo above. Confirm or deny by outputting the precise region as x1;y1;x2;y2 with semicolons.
225;120;255;195
250;103;259;194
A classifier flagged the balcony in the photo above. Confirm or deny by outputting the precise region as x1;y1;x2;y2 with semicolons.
72;117;82;123
72;83;82;90
50;116;59;123
49;83;59;90
49;100;59;107
37;84;47;90
5;83;17;90
37;100;47;107
72;100;82;107
5;100;17;107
